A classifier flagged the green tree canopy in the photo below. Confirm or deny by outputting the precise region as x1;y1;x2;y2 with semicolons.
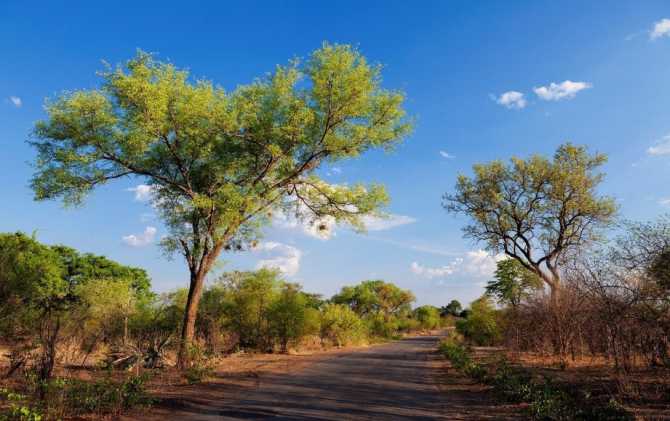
441;299;462;317
486;259;542;308
332;280;415;318
30;44;411;366
52;246;151;295
444;143;616;301
0;232;150;380
414;305;441;329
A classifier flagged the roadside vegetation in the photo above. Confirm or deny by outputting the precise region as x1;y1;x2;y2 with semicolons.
440;144;670;419
0;232;450;419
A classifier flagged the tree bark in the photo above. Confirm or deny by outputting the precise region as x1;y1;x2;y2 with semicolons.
177;269;207;369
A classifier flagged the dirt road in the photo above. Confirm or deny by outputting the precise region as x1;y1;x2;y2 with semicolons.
135;335;519;420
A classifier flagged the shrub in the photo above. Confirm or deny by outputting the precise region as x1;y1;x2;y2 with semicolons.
0;388;43;421
182;345;214;384
268;283;308;352
414;305;441;330
42;374;152;417
438;341;633;420
455;296;501;346
319;304;367;347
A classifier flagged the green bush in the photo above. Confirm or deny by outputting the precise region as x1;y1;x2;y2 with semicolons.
319;304;367;346
414;305;441;330
455;296;502;346
0;388;42;421
438;341;633;420
44;374;152;417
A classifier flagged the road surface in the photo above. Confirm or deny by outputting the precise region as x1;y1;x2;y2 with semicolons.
137;335;519;420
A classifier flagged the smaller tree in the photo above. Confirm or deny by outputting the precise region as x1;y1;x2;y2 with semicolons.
319;303;366;347
455;296;501;346
440;300;462;317
444;143;616;303
486;259;542;308
414;305;441;330
219;269;280;350
268;283;308;353
332;280;414;338
75;278;137;360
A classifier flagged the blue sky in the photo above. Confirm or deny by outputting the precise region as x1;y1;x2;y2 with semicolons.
2;1;670;306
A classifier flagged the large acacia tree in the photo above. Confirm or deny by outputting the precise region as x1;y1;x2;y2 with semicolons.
444;144;616;303
30;44;411;367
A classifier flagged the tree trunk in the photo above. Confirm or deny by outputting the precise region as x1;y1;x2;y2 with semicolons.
177;269;207;369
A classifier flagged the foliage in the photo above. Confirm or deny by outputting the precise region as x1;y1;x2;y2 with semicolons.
455;296;501;346
332;279;414;338
486;259;542;308
319;303;367;347
218;269;281;350
268;283;309;352
30;44;411;365
438;339;633;420
182;345;214;384
51;246;151;296
440;300;462;317
413;305;441;329
0;232;152;381
39;374;152;418
0;388;42;421
444;143;617;296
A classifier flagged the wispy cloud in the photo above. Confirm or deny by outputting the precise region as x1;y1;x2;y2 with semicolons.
650;18;670;40
533;81;592;101
253;241;302;276
647;134;670;156
361;214;416;231
411;250;504;280
122;226;157;247
659;198;670;207
494;91;527;109
367;237;462;257
8;96;22;108
127;184;156;202
411;261;459;279
439;151;455;159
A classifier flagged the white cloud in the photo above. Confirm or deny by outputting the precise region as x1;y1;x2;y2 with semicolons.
9;96;22;107
361;214;416;231
647;134;670;156
411;260;460;278
127;184;156;202
411;249;504;280
650;18;670;40
495;91;527;109
122;226;157;247
253;241;302;276
439;151;455;159
533;81;592;101
659;198;670;207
